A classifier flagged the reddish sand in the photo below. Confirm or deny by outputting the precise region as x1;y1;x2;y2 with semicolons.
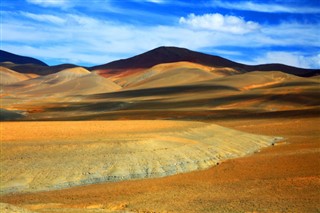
1;117;319;212
0;120;275;195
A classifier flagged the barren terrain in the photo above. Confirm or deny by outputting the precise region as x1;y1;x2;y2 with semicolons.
0;47;319;212
1;117;319;212
0;120;278;195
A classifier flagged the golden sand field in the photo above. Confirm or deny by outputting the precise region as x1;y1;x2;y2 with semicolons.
0;120;276;194
1;117;319;212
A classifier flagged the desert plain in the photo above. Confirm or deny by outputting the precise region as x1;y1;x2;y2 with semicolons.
1;117;319;212
0;47;319;212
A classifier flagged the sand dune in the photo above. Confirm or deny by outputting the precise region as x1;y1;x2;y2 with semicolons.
208;71;320;110
20;72;121;96
54;67;91;77
65;71;122;95
3;67;90;92
26;67;92;87
0;120;279;194
89;70;318;110
0;67;33;85
0;68;121;116
191;71;316;90
3;68;120;97
111;62;239;89
3;69;317;121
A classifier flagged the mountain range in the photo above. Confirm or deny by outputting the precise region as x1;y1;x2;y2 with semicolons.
0;46;319;121
0;49;48;66
1;47;319;77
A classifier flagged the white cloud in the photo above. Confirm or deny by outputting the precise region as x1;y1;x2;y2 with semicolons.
261;22;320;47
66;14;101;26
2;10;319;67
26;0;70;8
2;12;214;64
249;52;320;68
20;12;66;25
19;12;102;26
133;0;165;3
179;13;260;34
1;44;116;65
145;0;164;3
212;1;320;13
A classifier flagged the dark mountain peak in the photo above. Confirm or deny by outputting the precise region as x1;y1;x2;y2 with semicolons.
3;63;80;75
0;50;48;66
90;46;240;70
0;50;79;75
91;46;319;77
1;47;318;77
147;46;190;54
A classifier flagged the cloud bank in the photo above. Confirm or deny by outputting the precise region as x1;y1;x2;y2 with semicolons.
2;0;319;68
26;0;70;8
212;1;320;14
179;13;260;34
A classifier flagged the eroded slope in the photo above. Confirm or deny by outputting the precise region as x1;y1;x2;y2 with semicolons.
0;120;279;194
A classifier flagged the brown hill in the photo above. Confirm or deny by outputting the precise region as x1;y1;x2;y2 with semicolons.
15;70;316;121
2;67;121;98
111;62;238;89
0;67;36;85
0;63;79;75
2;47;318;77
0;49;47;66
91;46;319;77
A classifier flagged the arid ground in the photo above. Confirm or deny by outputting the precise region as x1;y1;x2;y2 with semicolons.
1;117;319;212
1;47;319;212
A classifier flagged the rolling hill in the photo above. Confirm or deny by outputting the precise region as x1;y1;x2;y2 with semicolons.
0;66;37;85
110;61;235;89
0;62;79;75
1;47;319;77
3;67;121;97
0;45;319;213
0;50;48;66
91;46;320;77
0;47;319;121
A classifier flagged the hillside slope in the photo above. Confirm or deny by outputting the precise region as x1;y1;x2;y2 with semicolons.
91;46;320;77
0;50;47;66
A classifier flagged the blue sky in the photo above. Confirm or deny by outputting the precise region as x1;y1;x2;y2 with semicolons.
1;0;319;68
